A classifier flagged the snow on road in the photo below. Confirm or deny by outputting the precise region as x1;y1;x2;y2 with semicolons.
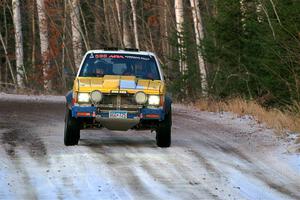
0;94;299;200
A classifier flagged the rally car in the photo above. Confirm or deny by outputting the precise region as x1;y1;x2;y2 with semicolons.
64;49;172;147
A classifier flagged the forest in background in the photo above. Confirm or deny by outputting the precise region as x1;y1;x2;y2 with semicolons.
0;0;300;109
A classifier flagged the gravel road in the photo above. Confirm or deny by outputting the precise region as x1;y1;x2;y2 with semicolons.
0;95;299;200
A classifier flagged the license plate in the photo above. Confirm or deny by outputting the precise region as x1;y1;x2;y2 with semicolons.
109;111;127;119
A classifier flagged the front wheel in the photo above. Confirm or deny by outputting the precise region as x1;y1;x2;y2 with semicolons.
64;109;80;146
156;110;172;148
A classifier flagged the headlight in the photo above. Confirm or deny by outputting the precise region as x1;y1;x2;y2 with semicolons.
135;92;147;104
77;93;90;103
148;95;160;105
90;90;103;104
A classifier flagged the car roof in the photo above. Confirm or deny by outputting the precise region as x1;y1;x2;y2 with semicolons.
85;50;156;57
77;50;164;80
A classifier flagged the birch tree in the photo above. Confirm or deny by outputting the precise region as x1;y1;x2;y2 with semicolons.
174;0;186;73
130;0;139;49
115;0;122;30
190;0;208;95
240;0;246;27
69;0;83;69
122;0;132;48
12;0;25;88
36;0;51;90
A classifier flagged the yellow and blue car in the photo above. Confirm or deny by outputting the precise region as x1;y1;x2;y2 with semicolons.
65;49;172;147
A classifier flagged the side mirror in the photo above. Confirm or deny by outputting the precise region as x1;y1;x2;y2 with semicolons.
64;68;76;77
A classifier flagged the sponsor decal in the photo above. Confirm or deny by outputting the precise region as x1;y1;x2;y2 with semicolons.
95;54;107;58
91;54;150;60
124;55;150;60
94;54;125;59
109;55;124;59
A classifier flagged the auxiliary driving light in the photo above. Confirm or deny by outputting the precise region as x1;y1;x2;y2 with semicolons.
90;90;103;104
135;92;147;104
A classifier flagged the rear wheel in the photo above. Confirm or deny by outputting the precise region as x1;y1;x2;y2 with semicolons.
156;109;172;148
64;109;80;146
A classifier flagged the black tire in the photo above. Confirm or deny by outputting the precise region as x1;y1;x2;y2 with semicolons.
156;109;172;148
64;109;80;146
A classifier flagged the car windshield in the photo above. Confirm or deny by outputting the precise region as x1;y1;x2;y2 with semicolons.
79;53;161;80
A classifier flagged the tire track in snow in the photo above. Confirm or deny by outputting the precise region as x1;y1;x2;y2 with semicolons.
0;98;299;200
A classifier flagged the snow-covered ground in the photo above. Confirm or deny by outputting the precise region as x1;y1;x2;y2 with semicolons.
0;92;65;103
0;94;299;199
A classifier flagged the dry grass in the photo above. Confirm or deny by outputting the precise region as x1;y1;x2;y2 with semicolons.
195;98;300;140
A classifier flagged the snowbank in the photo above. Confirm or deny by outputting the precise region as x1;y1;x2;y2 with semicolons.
0;92;65;103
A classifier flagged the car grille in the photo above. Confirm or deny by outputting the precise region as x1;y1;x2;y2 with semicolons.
98;94;140;110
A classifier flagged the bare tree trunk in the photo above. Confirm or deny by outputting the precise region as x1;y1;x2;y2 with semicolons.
61;0;67;89
122;0;132;48
103;0;113;46
0;32;16;86
174;0;186;73
69;0;83;70
31;0;36;73
3;3;8;85
190;0;208;96
106;0;119;46
12;0;25;88
160;0;169;56
115;0;122;30
130;0;139;49
110;2;123;47
79;5;91;50
36;0;51;90
161;0;173;74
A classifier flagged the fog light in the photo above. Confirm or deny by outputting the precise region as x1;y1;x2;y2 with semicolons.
135;92;147;104
90;90;103;104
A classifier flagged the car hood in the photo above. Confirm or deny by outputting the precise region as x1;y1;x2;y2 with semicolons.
74;75;165;94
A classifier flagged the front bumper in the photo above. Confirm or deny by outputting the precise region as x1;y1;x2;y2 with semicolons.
71;106;165;121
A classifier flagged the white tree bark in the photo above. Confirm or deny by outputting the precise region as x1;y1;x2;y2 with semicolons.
36;0;51;90
240;0;246;29
12;0;24;88
130;0;139;49
122;0;132;48
190;0;208;96
256;1;263;22
115;0;122;32
69;0;83;69
174;0;186;73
